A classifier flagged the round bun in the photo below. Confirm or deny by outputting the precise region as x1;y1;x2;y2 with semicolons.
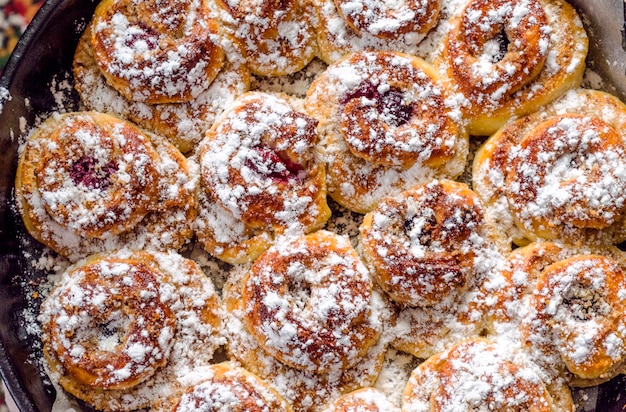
15;111;195;261
473;89;626;246
196;91;331;264
436;0;587;135
39;249;224;411
91;0;225;104
305;50;467;213
402;338;574;411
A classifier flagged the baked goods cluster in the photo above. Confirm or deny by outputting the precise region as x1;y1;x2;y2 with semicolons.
16;0;626;410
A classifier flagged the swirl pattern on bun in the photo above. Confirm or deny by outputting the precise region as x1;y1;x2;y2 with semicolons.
436;0;587;135
196;92;331;264
216;0;317;76
15;111;195;261
473;89;626;246
39;250;224;411
305;51;467;214
91;0;224;104
402;338;574;411
223;231;392;411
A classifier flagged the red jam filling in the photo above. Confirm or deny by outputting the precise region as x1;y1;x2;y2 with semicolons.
246;146;304;183
343;81;413;127
70;156;117;189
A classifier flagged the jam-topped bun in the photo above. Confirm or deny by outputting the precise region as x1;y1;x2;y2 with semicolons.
402;338;574;411
360;181;509;359
196;92;331;264
305;51;467;214
74;23;250;154
216;0;317;76
316;0;442;64
473;89;626;246
520;252;626;387
320;387;400;412
91;0;224;104
171;362;293;412
223;231;392;411
39;250;224;411
435;0;587;136
15;111;195;261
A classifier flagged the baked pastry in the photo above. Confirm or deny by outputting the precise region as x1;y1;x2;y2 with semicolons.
361;179;507;306
315;0;441;64
196;91;331;264
320;387;400;412
91;0;224;104
170;362;292;412
222;231;392;411
402;337;574;411
216;0;317;76
473;89;626;246
74;24;250;154
15;111;195;261
38;249;224;411
519;251;626;387
305;51;468;214
360;180;509;359
432;0;587;136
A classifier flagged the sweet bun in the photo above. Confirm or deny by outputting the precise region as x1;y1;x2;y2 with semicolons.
316;0;442;64
170;362;292;412
15;111;195;261
320;387;400;412
222;231;392;411
520;251;626;387
402;338;574;411
91;0;224;104
195;91;331;264
305;51;467;214
360;181;510;359
216;0;317;76
434;0;588;136
473;89;626;246
74;24;250;154
39;250;224;411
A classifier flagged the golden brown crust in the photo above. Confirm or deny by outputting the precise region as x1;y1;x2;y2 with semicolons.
315;0;441;65
332;0;441;40
222;253;390;412
15;112;195;261
305;51;467;213
320;388;400;412
91;0;224;104
437;0;587;136
242;231;381;373
360;180;502;307
216;0;317;76
171;362;293;412
196;92;331;264
520;253;626;387
74;24;250;154
473;89;626;246
39;250;224;411
402;338;574;411
446;0;548;105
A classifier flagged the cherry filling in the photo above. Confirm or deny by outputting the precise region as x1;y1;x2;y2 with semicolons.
70;156;118;189
343;82;413;127
245;146;305;183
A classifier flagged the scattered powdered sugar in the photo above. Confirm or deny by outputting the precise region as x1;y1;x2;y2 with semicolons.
5;1;620;411
38;249;225;411
0;86;11;113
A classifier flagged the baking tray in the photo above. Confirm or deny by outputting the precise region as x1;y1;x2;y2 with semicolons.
1;0;626;410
